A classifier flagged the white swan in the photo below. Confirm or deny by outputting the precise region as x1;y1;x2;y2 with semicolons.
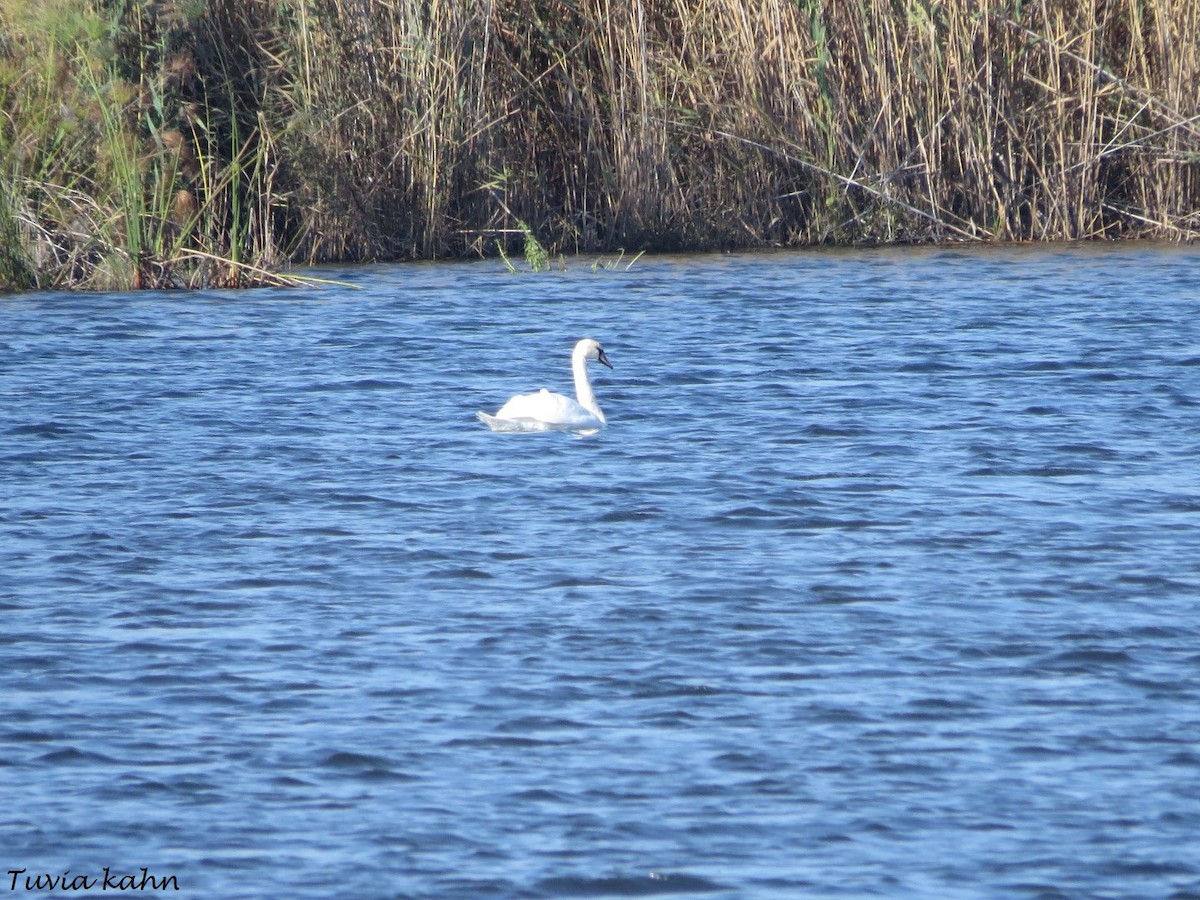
476;338;613;433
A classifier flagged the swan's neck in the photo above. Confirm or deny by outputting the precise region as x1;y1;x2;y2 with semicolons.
572;352;605;422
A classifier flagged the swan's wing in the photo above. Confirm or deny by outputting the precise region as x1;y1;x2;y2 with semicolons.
480;389;603;432
493;389;550;420
494;389;595;425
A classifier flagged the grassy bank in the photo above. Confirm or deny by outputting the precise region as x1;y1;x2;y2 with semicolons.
2;0;1199;291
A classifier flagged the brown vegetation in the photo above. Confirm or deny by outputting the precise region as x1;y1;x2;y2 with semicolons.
2;0;1199;290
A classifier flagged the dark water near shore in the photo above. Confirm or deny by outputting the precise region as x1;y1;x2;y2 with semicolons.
3;245;1200;898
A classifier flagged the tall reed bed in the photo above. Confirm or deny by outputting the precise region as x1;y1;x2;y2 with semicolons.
0;0;302;289
2;0;1199;290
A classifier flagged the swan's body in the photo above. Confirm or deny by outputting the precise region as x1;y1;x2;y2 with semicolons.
477;338;612;433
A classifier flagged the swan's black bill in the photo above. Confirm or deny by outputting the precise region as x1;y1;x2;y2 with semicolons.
598;349;613;369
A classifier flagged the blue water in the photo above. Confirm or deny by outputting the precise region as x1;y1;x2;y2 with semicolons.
3;245;1200;898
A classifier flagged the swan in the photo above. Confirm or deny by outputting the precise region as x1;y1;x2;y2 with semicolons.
476;338;613;433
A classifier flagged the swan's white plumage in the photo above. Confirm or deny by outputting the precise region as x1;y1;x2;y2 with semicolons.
477;338;612;433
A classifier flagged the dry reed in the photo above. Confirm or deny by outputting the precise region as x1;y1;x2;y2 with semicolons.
2;0;1199;290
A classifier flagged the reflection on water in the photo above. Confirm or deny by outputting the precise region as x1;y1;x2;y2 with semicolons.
3;244;1200;898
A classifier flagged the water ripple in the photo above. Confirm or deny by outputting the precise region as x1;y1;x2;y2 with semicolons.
3;245;1200;897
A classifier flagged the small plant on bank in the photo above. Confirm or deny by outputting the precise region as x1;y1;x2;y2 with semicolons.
521;222;549;273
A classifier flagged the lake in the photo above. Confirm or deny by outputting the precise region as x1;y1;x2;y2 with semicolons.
3;244;1200;898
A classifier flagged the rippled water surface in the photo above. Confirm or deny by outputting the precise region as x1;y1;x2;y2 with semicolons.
4;245;1200;898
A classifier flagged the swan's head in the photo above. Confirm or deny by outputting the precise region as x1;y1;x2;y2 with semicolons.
576;338;613;369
